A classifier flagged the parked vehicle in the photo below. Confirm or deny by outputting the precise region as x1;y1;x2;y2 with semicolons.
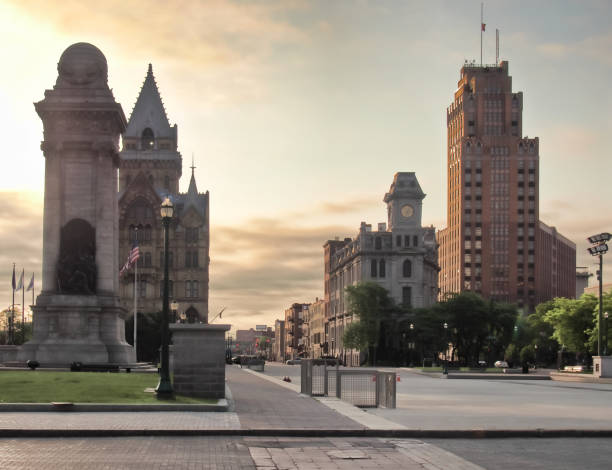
494;360;509;368
286;358;302;365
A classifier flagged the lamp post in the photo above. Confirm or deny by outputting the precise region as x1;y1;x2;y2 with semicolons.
534;344;538;368
409;323;414;367
587;232;610;356
443;322;448;375
156;197;174;399
605;312;609;356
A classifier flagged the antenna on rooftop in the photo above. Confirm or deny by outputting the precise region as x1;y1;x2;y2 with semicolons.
496;28;499;64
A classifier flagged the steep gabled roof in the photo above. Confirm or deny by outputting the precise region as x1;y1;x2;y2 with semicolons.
124;64;172;138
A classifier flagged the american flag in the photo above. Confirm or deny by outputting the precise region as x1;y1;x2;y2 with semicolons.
119;243;140;276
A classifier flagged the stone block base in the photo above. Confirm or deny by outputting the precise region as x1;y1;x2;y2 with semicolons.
170;323;230;398
17;294;135;366
593;356;612;378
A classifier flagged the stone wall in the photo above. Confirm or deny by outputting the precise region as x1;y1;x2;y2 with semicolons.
170;323;230;398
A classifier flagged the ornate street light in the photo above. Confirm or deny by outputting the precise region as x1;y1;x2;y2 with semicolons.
588;232;610;356
443;322;448;375
156;197;174;399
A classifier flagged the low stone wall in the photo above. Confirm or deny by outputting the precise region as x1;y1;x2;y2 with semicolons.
169;323;230;398
0;345;19;363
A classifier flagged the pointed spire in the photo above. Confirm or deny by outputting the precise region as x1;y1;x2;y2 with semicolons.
187;154;198;195
124;64;172;138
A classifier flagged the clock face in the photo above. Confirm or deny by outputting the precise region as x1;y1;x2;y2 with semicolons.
401;204;414;218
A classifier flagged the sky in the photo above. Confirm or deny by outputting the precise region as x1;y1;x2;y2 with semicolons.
1;0;611;331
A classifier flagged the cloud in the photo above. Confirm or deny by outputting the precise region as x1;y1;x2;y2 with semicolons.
0;191;43;311
8;0;310;66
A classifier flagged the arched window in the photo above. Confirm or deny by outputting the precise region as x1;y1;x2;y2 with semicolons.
144;224;152;242
141;128;154;150
403;259;412;278
370;259;377;278
379;259;386;278
185;306;199;323
128;198;153;223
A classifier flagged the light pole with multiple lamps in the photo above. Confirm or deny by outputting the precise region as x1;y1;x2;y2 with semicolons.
156;197;174;399
409;323;414;367
587;232;610;357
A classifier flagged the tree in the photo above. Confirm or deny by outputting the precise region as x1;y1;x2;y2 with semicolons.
342;282;395;366
543;295;597;357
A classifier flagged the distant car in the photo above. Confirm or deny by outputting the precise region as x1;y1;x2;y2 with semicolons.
319;356;344;366
494;360;509;368
286;358;302;365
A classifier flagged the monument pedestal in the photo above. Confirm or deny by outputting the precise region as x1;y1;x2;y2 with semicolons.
18;294;135;366
593;356;612;378
170;323;230;398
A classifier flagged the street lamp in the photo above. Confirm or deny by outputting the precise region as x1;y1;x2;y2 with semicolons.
156;197;174;399
443;322;448;375
171;300;179;323
605;312;609;356
409;323;414;367
587;232;610;356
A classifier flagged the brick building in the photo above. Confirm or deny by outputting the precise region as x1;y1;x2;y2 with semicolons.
437;61;575;312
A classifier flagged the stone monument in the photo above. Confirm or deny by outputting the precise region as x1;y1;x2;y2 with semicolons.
18;43;135;365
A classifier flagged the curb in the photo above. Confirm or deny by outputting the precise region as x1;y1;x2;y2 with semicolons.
0;400;229;412
1;428;612;439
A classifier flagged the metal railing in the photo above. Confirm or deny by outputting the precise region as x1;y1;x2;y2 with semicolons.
300;359;396;408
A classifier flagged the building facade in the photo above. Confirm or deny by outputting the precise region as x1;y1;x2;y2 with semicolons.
308;298;326;359
325;172;438;366
284;303;308;360
118;65;210;322
273;319;285;362
437;61;575;312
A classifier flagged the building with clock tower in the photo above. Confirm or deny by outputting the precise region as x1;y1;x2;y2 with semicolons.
118;64;209;325
323;172;438;366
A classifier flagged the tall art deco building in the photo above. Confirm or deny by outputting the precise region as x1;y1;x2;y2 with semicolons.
437;61;575;313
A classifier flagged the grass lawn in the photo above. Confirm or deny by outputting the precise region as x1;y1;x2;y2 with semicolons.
0;371;215;404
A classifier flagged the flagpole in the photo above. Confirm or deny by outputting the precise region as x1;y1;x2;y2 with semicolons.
480;3;483;66
21;269;24;343
11;263;15;345
133;227;138;360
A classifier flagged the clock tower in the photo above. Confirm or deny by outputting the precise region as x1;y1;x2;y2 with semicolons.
384;172;425;231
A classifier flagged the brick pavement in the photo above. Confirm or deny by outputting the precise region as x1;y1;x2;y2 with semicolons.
0;436;485;469
227;366;363;430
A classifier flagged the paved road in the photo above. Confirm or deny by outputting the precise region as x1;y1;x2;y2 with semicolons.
262;363;612;430
425;438;612;470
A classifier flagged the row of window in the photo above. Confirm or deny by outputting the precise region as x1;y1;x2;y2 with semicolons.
370;259;413;278
134;251;199;269
128;225;200;243
133;279;201;298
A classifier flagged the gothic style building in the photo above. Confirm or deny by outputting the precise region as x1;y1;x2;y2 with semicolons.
324;172;439;366
118;65;209;322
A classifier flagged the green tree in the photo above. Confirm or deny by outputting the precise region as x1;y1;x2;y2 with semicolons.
342;282;395;366
544;295;597;357
125;312;164;363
